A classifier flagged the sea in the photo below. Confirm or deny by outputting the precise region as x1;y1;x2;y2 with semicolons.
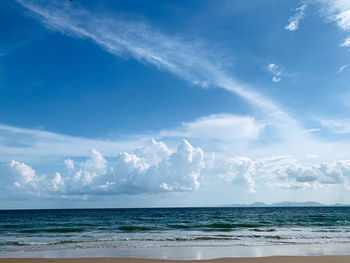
1;207;350;259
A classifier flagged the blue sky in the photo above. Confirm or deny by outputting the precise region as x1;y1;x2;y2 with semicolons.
1;0;350;208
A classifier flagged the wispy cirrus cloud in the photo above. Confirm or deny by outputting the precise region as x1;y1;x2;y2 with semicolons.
302;128;321;133
0;123;143;162
320;119;350;134
337;64;348;73
318;0;350;30
285;4;307;31
316;0;350;48
11;0;350;201
11;0;350;164
15;0;323;168
16;0;295;122
340;37;350;47
267;63;283;83
160;114;264;142
0;113;264;162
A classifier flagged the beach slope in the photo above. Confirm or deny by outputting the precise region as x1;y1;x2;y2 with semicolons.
1;256;350;263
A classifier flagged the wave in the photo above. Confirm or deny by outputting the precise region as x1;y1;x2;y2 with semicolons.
198;223;261;231
249;228;276;232
234;234;283;240
202;223;261;228
166;223;262;231
3;236;238;247
167;224;192;229
8;240;86;246
20;227;86;233
3;225;19;228
118;225;155;231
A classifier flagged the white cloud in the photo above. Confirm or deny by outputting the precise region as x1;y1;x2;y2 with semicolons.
316;0;350;48
82;149;107;174
133;139;172;166
7;0;350;201
0;111;271;165
320;119;350;134
285;4;307;31
2;140;205;197
15;0;324;164
1;160;66;197
4;137;350;200
340;37;350;46
316;0;350;28
306;154;319;159
336;10;350;30
272;76;282;83
64;159;74;170
302;128;321;133
8;160;36;184
50;173;65;192
93;138;205;194
0;113;263;163
212;155;350;191
274;160;350;189
16;0;299;125
160;114;264;143
268;63;283;83
0;123;146;162
212;156;256;192
337;64;348;73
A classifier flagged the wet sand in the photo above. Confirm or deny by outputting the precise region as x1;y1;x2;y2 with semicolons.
0;257;350;263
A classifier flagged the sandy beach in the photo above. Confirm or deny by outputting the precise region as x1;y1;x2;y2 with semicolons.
1;256;350;263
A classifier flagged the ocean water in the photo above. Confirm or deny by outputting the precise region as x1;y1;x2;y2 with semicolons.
1;207;350;254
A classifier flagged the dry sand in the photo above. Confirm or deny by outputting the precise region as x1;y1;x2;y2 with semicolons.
0;257;350;263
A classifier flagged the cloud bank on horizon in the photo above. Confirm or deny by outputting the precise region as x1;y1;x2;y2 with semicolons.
1;0;350;206
3;138;350;200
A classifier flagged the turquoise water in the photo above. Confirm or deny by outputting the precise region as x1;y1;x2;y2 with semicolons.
1;207;350;253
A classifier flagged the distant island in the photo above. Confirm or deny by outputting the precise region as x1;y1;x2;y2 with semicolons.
225;201;350;207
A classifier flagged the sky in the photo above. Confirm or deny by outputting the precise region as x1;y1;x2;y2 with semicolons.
1;0;350;208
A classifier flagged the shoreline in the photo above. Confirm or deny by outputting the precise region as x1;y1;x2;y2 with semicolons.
1;243;350;260
1;256;350;263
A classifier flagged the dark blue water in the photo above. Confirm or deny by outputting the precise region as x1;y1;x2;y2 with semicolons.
1;207;350;252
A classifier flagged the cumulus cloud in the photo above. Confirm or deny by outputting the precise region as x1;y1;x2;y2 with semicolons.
213;155;350;191
268;64;283;83
273;160;350;189
1;160;66;197
212;156;256;192
64;159;74;170
285;4;307;31
8;160;36;184
3;138;350;200
1;140;204;197
133;139;172;166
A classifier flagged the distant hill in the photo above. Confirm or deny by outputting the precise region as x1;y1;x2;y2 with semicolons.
226;201;350;207
270;201;324;207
